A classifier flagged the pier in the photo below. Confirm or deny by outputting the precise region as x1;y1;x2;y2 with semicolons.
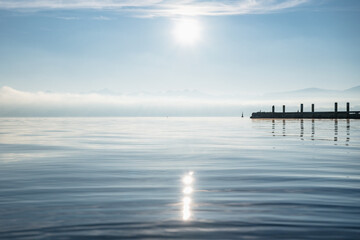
251;102;360;119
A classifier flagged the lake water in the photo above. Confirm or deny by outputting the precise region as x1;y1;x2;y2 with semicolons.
0;117;359;239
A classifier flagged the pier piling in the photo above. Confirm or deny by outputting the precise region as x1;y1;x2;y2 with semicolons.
282;105;285;118
250;102;359;119
311;104;315;118
335;102;338;113
335;102;338;118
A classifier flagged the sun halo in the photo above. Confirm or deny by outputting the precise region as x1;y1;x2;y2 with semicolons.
172;18;202;46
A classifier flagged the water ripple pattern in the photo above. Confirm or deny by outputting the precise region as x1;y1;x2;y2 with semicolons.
0;117;359;239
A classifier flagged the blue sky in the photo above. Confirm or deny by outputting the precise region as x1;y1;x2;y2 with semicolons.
0;0;359;97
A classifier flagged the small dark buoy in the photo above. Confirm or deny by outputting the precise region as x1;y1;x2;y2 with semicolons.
241;112;244;118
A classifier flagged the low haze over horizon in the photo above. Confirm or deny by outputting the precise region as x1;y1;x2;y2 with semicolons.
0;0;360;115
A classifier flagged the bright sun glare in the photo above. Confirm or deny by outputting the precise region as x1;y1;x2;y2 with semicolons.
173;18;201;46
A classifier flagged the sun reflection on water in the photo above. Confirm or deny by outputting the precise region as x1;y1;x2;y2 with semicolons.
182;171;194;221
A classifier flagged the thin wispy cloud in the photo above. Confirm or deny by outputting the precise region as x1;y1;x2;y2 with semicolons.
56;16;80;20
0;0;310;17
92;16;112;21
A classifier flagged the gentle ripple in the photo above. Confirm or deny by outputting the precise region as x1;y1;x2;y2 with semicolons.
0;117;359;239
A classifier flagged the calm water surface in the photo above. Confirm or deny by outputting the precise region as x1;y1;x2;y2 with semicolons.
0;117;359;239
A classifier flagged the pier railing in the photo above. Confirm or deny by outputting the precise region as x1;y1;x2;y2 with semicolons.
251;102;360;119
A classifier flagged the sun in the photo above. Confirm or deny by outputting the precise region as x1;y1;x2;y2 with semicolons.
173;18;202;46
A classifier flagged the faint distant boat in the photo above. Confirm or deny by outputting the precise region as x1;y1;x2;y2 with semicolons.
251;102;360;119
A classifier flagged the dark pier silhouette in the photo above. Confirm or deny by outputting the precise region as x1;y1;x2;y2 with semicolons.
251;102;360;119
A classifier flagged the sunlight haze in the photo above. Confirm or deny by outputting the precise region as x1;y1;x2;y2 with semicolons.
0;0;359;116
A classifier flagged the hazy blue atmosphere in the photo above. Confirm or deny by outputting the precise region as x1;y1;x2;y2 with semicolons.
0;0;360;117
1;85;360;117
1;1;360;240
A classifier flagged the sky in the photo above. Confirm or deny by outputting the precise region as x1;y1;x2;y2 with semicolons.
0;0;359;116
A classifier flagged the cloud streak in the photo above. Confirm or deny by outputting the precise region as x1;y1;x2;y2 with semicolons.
0;0;310;17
